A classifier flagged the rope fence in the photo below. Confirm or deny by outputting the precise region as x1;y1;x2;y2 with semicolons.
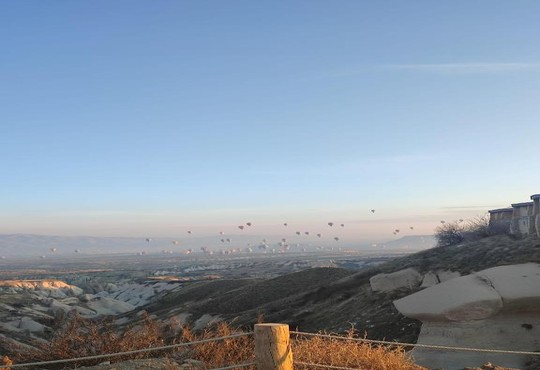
0;332;254;369
290;330;540;356
2;324;539;369
210;362;256;370
294;362;366;370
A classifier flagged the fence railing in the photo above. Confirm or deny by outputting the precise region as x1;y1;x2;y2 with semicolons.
2;323;539;369
0;332;255;370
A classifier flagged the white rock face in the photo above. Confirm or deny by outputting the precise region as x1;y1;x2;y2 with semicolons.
101;281;181;307
411;314;540;370
395;274;503;321
369;268;422;292
86;297;136;316
0;280;83;297
394;263;540;370
437;270;460;283
18;317;47;333
479;263;540;310
193;314;222;330
421;270;461;288
420;272;439;288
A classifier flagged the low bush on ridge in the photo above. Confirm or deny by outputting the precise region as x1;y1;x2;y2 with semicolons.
435;214;505;247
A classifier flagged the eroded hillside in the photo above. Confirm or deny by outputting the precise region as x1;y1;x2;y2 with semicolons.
134;235;540;344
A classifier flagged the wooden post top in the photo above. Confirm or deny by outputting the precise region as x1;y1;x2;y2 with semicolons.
255;323;289;328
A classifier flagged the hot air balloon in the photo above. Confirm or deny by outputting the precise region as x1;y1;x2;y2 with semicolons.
316;233;322;238
238;225;245;230
221;239;225;243
395;229;400;233
304;231;310;235
296;231;301;235
74;249;80;253
328;222;334;227
187;230;192;234
172;240;180;245
226;238;231;243
50;247;57;252
219;231;224;235
283;223;288;227
334;237;339;241
145;238;152;243
440;220;446;224
246;222;252;227
371;209;375;213
340;224;345;227
409;226;414;230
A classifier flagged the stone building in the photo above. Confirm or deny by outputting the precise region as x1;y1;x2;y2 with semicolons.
532;194;540;237
487;208;513;234
510;202;534;236
488;194;540;238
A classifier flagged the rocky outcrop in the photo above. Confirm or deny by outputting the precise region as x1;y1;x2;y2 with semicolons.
394;263;540;370
0;278;185;347
0;279;83;297
420;270;460;288
369;268;422;292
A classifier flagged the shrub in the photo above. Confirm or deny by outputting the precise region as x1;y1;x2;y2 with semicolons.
2;311;171;368
435;220;465;247
435;215;495;247
462;215;491;241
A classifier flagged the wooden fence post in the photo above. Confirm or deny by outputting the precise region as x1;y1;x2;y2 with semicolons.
254;323;293;370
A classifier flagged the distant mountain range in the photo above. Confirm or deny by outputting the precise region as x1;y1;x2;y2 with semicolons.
375;235;437;250
0;233;435;257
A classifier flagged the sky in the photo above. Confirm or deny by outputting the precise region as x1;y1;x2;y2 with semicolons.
1;1;540;243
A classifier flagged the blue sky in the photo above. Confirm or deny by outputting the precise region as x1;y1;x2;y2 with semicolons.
1;1;540;242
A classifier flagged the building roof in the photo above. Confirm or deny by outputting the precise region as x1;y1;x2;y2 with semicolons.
531;194;540;200
511;202;534;207
488;208;514;213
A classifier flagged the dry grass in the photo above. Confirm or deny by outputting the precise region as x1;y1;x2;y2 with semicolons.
1;355;12;370
3;312;170;368
179;322;254;369
0;314;426;370
292;329;425;370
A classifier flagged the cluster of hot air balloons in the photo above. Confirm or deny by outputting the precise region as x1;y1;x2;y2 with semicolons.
237;222;253;231
115;208;465;258
135;212;387;256
24;207;473;261
31;208;442;259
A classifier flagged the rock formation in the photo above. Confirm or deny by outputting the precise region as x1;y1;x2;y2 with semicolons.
394;263;540;369
369;268;422;292
420;270;460;288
